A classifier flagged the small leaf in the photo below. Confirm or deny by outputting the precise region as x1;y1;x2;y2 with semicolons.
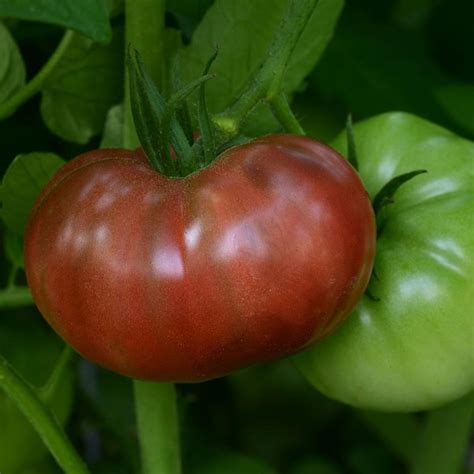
0;0;111;43
310;11;447;123
372;169;427;216
100;103;124;148
1;152;65;236
0;21;26;106
40;27;124;144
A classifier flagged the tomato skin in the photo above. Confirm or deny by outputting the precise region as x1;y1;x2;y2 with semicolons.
25;135;375;381
294;113;474;412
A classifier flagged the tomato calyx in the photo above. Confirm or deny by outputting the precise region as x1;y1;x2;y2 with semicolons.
127;48;216;177
345;115;427;229
372;169;427;223
345;116;427;300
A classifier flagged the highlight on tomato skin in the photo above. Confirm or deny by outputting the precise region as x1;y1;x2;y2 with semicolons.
24;134;376;382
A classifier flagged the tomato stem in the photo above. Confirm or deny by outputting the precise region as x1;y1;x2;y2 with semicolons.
212;0;318;141
0;286;34;309
411;393;474;474
0;30;75;120
0;354;90;474
39;345;74;403
134;381;182;474
270;93;306;135
124;0;165;149
125;2;182;474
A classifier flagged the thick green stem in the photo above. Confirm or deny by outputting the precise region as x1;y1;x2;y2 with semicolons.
124;0;165;149
0;354;89;474
39;345;74;403
212;0;318;139
270;93;306;135
0;30;74;119
0;286;34;309
125;2;182;473
134;382;181;474
411;393;474;474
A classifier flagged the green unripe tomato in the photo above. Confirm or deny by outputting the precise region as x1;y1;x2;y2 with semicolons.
295;112;474;412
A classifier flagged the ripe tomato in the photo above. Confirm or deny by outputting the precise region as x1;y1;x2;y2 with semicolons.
25;135;375;381
294;113;474;412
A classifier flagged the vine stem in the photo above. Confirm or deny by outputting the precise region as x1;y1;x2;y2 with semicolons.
124;1;182;473
412;393;474;474
124;0;165;149
134;382;181;474
270;93;305;135
0;354;89;474
0;286;34;309
212;0;317;138
0;30;74;119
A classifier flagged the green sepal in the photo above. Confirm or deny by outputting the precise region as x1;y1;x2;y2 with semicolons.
127;47;167;173
162;73;215;174
170;57;194;146
345;113;358;171
372;169;427;216
216;135;252;155
127;48;193;175
199;48;219;165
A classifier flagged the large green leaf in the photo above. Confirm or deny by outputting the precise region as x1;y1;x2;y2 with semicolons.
0;0;111;43
0;22;26;106
1;152;65;236
179;0;343;135
310;9;447;121
40;27;124;144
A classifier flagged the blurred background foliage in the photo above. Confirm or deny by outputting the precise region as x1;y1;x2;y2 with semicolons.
0;0;472;472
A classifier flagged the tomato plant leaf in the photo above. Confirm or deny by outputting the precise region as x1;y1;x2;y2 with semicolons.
40;27;124;144
1;152;65;236
310;9;447;122
435;83;474;136
100;103;124;148
0;314;74;473
179;0;343;135
0;22;26;106
165;0;213;40
0;0;111;43
3;229;24;268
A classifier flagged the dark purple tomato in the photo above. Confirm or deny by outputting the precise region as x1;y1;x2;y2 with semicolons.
25;135;375;381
